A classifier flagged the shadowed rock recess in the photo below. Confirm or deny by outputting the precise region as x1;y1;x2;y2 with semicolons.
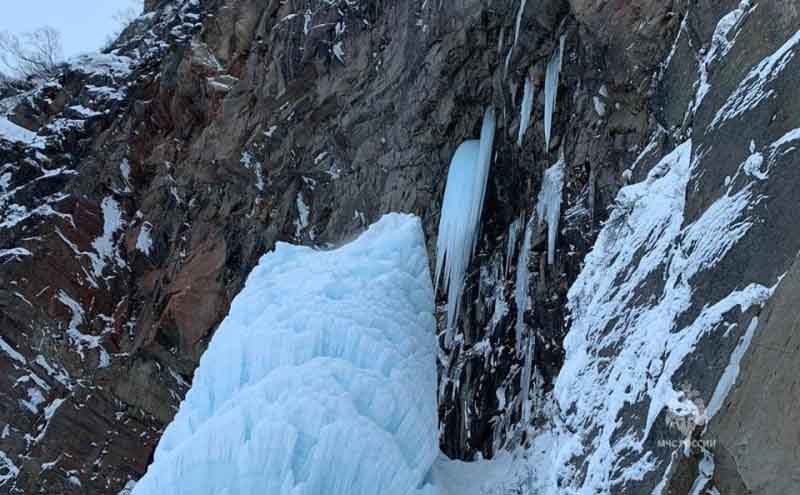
0;0;797;493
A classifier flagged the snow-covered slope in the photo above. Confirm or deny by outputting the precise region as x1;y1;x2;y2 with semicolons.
132;214;440;495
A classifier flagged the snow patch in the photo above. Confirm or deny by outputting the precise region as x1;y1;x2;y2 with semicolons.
710;28;800;129
0;117;44;148
0;247;32;264
0;337;26;364
56;291;109;367
136;222;154;255
691;0;754;115
90;197;126;278
240;151;264;192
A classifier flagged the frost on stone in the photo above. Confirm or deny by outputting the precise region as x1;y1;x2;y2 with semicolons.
131;214;442;495
543;35;565;150
56;290;110;368
136;222;154;255
435;107;496;346
517;75;534;147
240;151;264;192
535;157;565;265
293;192;312;239
89;196;126;278
0;450;19;487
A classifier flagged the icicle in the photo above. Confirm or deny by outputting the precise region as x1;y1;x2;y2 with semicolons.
514;215;535;350
536;154;565;265
504;0;529;77
520;336;535;424
505;216;523;275
517;75;535;147
544;34;566;150
435;107;497;346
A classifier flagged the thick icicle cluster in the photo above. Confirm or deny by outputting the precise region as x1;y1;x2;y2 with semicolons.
544;35;566;150
517;75;535;147
536;157;565;265
131;214;441;495
435;107;496;345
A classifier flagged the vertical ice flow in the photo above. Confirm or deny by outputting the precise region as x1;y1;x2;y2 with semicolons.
435;107;496;346
544;35;566;150
518;75;535;147
536;156;565;265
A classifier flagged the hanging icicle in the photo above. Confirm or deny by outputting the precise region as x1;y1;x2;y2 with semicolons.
506;216;523;275
536;154;565;265
544;34;566;150
504;0;529;77
517;75;535;147
435;107;497;347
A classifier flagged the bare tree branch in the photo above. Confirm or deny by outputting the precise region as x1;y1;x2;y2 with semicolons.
0;26;63;79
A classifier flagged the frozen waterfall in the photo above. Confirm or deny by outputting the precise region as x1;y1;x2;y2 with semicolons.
435;107;496;346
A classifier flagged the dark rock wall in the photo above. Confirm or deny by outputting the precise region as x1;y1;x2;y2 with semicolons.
0;0;797;493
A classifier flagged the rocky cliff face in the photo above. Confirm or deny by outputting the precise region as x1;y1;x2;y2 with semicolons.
0;0;797;493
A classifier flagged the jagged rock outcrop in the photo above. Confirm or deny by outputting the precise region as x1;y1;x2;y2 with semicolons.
0;0;798;493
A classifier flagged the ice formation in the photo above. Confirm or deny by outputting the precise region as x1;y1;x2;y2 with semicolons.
435;107;496;345
543;35;566;150
505;216;523;275
515;215;537;425
517;76;534;147
535;157;565;265
504;0;529;76
132;214;441;495
514;216;535;348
